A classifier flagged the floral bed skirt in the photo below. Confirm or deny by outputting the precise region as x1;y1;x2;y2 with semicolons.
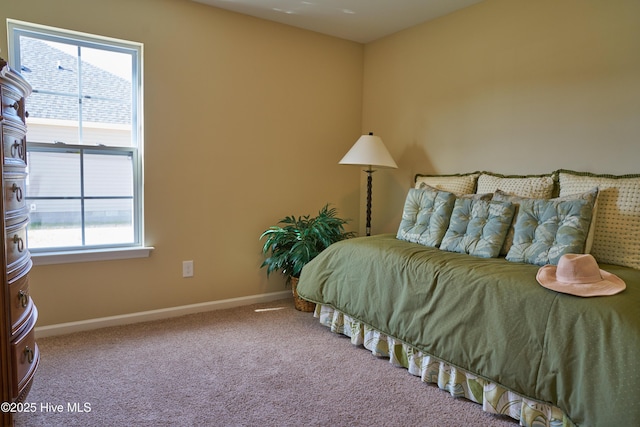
315;304;573;427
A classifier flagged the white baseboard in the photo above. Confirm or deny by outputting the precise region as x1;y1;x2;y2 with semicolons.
35;290;291;338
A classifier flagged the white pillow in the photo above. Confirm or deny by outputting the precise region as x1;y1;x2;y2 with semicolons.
477;173;555;199
414;172;479;196
559;170;640;269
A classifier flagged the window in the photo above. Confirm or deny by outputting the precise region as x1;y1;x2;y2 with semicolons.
7;20;148;262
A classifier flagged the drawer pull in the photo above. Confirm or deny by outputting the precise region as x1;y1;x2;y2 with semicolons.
18;290;28;308
24;346;34;364
11;141;24;158
12;183;23;202
12;235;24;252
8;102;19;111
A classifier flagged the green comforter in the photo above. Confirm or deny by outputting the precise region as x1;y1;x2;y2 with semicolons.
297;234;640;426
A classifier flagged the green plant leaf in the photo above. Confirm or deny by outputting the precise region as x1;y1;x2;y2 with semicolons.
259;203;355;278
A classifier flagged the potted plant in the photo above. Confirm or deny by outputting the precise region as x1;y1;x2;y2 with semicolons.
260;204;355;311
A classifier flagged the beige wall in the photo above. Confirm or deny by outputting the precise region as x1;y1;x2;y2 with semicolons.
362;0;640;233
3;0;639;326
1;0;364;325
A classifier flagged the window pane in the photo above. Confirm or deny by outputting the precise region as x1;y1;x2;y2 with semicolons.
27;199;82;249
27;151;81;197
28;120;80;146
21;37;81;146
79;46;133;147
80;46;132;98
82;97;132;147
20;37;79;95
84;153;133;197
26;91;79;144
84;199;134;245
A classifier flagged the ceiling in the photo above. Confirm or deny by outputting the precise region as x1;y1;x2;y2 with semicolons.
191;0;483;43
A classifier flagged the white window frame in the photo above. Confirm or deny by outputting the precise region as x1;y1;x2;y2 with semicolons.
7;19;152;264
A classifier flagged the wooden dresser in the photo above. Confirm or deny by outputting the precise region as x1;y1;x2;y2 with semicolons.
0;59;38;425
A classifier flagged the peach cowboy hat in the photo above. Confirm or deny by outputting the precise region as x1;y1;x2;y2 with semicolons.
536;253;626;297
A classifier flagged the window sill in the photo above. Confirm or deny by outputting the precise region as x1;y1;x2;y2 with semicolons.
31;246;154;266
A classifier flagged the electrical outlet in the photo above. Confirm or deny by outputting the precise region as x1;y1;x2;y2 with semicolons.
182;260;194;278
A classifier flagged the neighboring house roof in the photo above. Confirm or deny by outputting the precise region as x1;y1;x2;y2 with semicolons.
19;38;132;125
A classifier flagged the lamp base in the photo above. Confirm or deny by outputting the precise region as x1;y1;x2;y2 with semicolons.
364;168;375;236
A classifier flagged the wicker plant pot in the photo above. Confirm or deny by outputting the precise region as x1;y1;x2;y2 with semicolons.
290;277;315;312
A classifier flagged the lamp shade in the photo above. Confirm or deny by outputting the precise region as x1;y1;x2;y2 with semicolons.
339;133;397;169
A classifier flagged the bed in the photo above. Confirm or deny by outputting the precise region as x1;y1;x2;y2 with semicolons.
297;170;640;427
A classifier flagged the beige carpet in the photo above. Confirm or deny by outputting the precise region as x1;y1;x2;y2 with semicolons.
15;299;517;426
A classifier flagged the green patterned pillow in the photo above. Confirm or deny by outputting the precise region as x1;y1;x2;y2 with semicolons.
492;188;599;256
440;199;515;258
397;187;456;247
505;198;594;266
